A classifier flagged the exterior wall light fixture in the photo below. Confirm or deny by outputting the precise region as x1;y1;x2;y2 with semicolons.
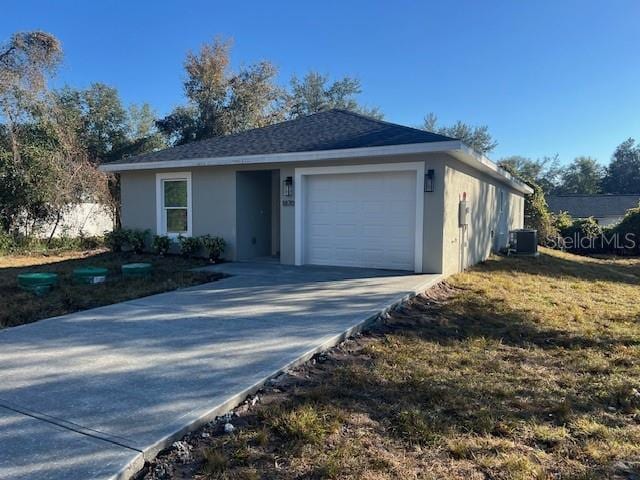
425;169;435;192
283;176;294;197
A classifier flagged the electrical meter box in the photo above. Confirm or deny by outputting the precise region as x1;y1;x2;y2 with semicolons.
459;200;469;226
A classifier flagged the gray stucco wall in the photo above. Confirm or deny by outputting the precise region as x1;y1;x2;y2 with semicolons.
442;157;525;275
118;152;524;273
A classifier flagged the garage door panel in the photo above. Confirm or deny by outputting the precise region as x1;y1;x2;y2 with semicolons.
303;170;416;271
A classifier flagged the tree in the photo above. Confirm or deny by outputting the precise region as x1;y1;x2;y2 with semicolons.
498;155;562;193
288;71;382;119
422;113;497;155
602;138;640;194
556;156;604;194
55;83;128;162
0;31;62;162
157;38;286;145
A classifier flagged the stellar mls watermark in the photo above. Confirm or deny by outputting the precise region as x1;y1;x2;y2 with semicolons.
545;232;637;250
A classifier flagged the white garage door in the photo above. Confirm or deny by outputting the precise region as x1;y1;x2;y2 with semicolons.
303;171;416;271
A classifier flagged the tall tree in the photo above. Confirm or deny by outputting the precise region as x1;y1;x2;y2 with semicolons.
498;155;562;194
602;138;640;194
0;31;62;162
422;113;497;155
54;84;166;163
556;156;604;194
288;71;382;119
157;38;286;145
55;83;127;162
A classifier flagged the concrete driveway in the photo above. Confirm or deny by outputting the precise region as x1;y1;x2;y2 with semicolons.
0;262;440;480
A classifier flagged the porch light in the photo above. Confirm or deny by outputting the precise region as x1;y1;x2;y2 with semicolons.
283;176;293;197
424;169;435;192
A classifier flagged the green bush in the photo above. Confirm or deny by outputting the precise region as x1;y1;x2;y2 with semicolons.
564;217;602;240
0;231;15;254
614;204;640;253
200;235;226;262
524;183;558;245
152;235;172;256
127;229;149;254
104;229;128;252
0;231;104;256
553;211;574;236
105;228;149;253
178;235;202;257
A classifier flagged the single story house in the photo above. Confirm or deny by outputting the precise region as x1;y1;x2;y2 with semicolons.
547;194;640;227
101;109;531;275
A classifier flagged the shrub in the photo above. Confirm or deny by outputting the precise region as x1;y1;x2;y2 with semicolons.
152;235;172;256
524;183;557;245
104;229;128;252
178;235;202;257
200;235;226;262
105;228;149;253
614;204;640;254
565;217;602;239
553;211;573;236
127;229;150;254
0;231;15;254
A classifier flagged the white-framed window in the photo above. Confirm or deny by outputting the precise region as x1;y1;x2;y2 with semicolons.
498;189;505;215
156;172;192;237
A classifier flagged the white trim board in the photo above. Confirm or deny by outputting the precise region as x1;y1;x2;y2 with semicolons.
101;141;532;195
155;171;193;238
294;162;425;273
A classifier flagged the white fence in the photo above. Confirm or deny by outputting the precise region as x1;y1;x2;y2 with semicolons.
30;203;114;238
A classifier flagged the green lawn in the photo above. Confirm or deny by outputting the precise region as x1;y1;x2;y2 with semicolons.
141;248;640;480
0;249;221;328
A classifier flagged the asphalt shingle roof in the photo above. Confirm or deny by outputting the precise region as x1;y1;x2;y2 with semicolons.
547;194;640;218
106;109;457;165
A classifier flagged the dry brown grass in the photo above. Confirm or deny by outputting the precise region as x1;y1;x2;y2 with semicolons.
140;248;640;480
0;250;220;328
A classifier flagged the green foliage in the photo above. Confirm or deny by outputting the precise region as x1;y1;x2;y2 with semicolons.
556;156;604;194
423;113;497;155
200;234;226;261
104;228;127;252
553;211;573;235
178;235;202;257
288;71;382;119
614;204;640;253
0;232;103;256
152;235;172;256
499;163;557;245
498;155;562;193
0;231;14;254
105;228;149;253
157;38;286;145
563;217;602;240
602;138;640;194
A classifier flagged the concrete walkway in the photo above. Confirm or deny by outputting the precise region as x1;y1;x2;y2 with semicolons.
0;262;441;480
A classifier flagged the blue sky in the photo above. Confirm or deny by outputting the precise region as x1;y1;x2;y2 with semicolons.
3;0;639;164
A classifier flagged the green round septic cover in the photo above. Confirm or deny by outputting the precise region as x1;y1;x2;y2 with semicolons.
121;263;152;276
17;272;59;287
73;267;108;284
73;267;108;277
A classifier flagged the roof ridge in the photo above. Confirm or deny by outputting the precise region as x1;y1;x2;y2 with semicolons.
329;108;456;139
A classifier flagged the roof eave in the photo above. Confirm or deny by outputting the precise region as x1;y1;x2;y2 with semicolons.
449;144;534;195
99;140;532;195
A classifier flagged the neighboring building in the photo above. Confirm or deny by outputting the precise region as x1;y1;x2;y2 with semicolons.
547;194;640;227
101;109;531;275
